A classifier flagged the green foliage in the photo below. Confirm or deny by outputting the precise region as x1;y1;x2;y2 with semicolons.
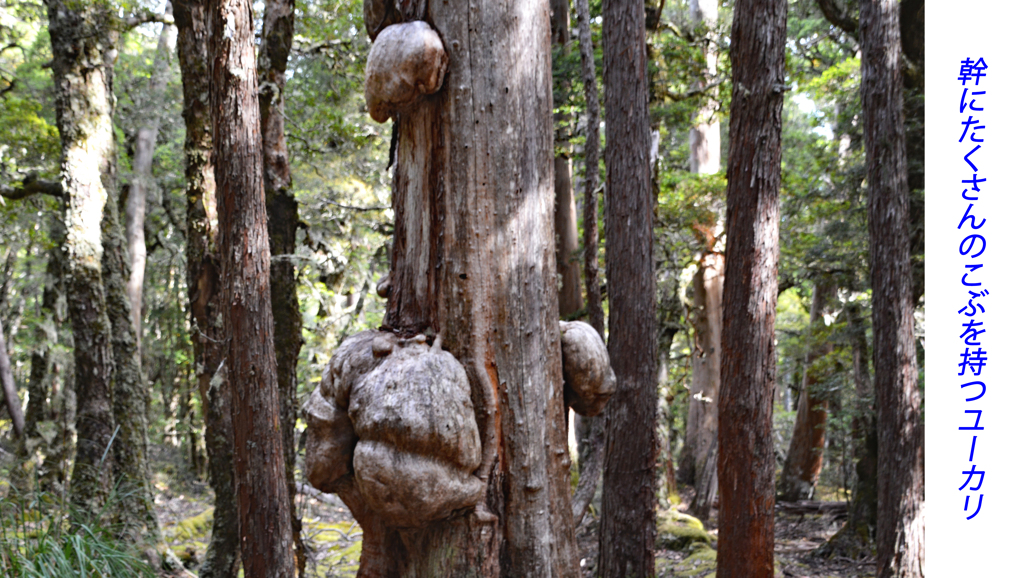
0;490;156;578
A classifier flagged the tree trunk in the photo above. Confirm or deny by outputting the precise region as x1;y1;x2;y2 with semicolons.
778;283;832;502
0;324;24;438
15;217;64;488
44;0;119;517
170;1;240;575
688;0;720;174
571;0;606;529
125;1;176;350
257;0;303;572
598;0;658;575
716;0;786;576
859;1;924;576
323;1;580;575
685;254;722;520
818;302;877;558
208;0;295;575
103;191;161;551
552;0;584;320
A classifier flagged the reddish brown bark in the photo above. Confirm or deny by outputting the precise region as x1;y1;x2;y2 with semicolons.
716;0;786;576
171;1;241;575
257;0;303;571
207;0;295;575
338;1;580;576
860;0;924;576
598;0;658;575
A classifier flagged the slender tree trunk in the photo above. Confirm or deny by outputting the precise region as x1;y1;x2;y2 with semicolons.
0;325;24;438
257;0;303;572
571;0;606;529
169;1;240;573
552;0;584;320
44;0;120;517
598;0;657;575
818;302;877;557
686;254;722;520
126;1;176;350
716;0;786;576
208;0;295;575
778;283;832;502
859;1;924;576
688;0;720;174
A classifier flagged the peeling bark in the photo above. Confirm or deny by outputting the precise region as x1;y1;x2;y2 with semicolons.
685;254;722;520
257;0;303;571
716;0;787;576
170;0;240;575
208;0;295;574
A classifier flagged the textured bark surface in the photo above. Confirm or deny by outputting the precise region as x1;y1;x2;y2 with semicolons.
171;1;240;575
716;0;786;576
208;0;295;575
778;283;832;502
44;0;119;516
102;193;160;547
684;254;722;520
598;0;658;574
257;0;303;570
313;1;579;575
126;1;176;349
859;1;924;576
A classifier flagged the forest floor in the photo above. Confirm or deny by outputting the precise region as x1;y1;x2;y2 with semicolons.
154;474;875;578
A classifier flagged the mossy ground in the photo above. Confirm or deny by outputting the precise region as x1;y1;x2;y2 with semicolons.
153;476;874;578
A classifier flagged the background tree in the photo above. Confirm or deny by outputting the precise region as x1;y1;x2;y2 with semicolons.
716;1;787;577
859;0;924;576
257;0;304;571
598;0;658;576
207;0;296;575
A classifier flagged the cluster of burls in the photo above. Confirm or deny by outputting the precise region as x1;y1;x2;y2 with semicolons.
304;330;485;528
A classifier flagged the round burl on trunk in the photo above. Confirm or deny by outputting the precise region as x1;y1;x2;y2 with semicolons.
364;21;448;123
349;338;484;527
302;330;485;530
560;321;616;416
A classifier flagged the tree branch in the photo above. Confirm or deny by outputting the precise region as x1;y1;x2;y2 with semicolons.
815;0;858;36
0;174;63;202
664;77;726;102
122;8;175;30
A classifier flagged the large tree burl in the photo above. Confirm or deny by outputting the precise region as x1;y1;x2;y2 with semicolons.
364;21;448;123
560;320;617;416
302;330;485;529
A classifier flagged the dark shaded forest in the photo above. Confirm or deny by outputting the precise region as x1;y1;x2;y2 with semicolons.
0;0;924;576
